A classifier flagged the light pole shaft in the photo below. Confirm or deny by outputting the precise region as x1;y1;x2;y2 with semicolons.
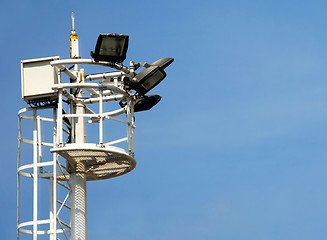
70;70;87;240
69;12;87;240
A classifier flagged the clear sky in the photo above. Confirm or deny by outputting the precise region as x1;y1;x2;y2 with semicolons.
1;0;327;239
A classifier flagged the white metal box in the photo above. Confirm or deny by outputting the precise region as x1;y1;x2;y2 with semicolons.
21;56;60;104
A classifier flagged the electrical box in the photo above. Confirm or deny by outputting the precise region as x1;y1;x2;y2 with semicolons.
21;56;60;104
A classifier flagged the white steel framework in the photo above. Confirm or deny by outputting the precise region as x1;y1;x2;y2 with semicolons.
18;59;137;240
18;106;71;240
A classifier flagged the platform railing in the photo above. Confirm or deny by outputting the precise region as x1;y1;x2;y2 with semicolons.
53;82;135;157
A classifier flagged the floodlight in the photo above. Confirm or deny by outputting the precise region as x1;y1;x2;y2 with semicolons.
123;57;173;95
134;95;161;112
151;57;174;69
91;34;129;63
125;66;165;95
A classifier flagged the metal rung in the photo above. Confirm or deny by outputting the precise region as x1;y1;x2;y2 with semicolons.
63;129;70;135
57;200;71;210
104;137;128;146
105;116;127;124
20;115;34;120
39;116;54;122
20;138;33;144
58;219;70;229
56;180;70;191
20;138;54;147
57;162;68;171
42;142;54;147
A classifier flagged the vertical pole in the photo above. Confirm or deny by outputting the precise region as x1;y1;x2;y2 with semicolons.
99;87;103;146
51;108;57;240
37;116;43;173
57;89;63;146
50;177;54;240
17;115;22;240
69;12;87;240
70;71;87;240
127;98;135;157
33;109;38;240
128;62;135;157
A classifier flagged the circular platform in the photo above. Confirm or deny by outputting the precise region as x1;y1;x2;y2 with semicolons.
51;144;136;181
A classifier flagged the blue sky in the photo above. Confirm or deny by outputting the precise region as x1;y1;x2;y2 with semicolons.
1;0;327;239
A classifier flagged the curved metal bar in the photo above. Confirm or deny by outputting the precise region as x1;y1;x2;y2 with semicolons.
18;171;69;179
50;59;133;76
51;59;112;67
18;227;68;235
18;162;54;173
63;106;126;119
83;94;125;104
54;64;77;80
85;71;122;81
18;106;56;116
52;83;129;96
102;107;126;118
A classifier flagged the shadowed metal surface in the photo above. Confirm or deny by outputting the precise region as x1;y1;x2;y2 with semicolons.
51;143;136;181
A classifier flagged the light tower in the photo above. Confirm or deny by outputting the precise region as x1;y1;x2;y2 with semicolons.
17;13;173;240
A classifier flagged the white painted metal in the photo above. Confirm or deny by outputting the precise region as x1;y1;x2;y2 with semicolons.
85;71;122;81
33;109;38;240
84;87;99;97
99;87;104;145
18;107;71;240
17;116;21;240
21;56;60;103
55;64;78;80
52;107;58;240
19;57;136;240
70;38;79;59
127;98;135;157
83;94;125;104
51;59;133;76
52;82;129;95
58;89;64;146
70;67;88;240
50;64;136;180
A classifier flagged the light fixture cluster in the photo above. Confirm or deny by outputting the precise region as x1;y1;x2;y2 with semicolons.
91;33;174;112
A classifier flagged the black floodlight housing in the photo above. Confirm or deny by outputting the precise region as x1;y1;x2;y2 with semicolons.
151;57;174;69
124;57;174;95
134;95;161;112
128;66;166;95
91;34;129;63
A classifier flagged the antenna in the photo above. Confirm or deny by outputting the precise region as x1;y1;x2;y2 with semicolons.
71;12;76;32
70;12;79;59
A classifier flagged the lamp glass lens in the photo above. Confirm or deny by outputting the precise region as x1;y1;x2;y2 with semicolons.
99;37;125;57
140;70;165;91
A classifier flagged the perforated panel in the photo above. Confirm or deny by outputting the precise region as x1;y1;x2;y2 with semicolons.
51;144;136;181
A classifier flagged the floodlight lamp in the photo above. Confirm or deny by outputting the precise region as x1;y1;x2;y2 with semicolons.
151;57;174;69
91;33;129;63
125;66;166;95
134;95;161;112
